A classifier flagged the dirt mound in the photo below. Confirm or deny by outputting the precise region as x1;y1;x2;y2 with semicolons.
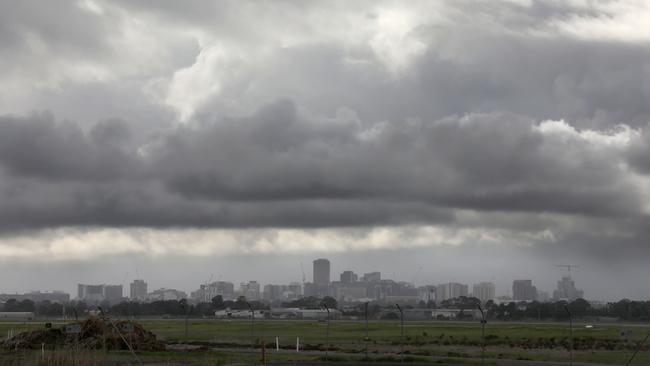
1;317;165;351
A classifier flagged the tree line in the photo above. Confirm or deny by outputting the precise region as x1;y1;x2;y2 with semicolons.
3;296;650;321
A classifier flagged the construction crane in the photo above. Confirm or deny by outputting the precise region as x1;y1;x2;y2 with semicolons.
556;264;579;278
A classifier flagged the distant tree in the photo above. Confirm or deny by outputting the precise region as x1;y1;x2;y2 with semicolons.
568;298;591;317
193;302;213;317
283;296;318;309
16;299;35;312
2;299;18;312
381;312;399;320
36;301;64;317
211;295;224;309
249;301;268;310
322;296;338;309
232;297;249;310
47;302;63;317
73;301;88;316
365;303;382;318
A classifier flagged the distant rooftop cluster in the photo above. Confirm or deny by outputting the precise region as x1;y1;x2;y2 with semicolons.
0;258;584;306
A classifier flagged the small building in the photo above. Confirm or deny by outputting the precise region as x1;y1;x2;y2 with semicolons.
297;308;341;320
0;312;35;320
214;309;268;319
431;308;482;320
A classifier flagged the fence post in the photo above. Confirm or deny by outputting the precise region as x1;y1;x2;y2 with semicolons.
396;304;404;364
564;305;573;366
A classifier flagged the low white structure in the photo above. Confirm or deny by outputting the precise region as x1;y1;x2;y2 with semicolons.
0;312;35;320
214;309;267;319
214;308;341;320
431;308;482;320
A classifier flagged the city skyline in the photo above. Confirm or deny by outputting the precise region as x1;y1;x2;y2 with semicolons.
2;257;590;304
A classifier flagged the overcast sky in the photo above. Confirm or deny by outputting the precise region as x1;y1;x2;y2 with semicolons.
1;0;650;301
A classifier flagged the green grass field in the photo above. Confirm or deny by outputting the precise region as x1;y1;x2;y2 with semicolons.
2;319;650;365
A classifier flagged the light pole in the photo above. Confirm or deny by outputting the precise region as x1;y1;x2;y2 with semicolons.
564;305;573;366
246;302;255;354
364;302;369;360
98;306;107;354
396;304;404;364
625;332;650;366
323;302;331;362
477;304;487;366
182;301;189;345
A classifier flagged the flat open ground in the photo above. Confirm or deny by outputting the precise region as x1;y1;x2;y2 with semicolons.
1;319;649;365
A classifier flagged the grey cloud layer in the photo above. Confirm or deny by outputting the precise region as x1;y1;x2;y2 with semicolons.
0;100;644;231
105;0;650;128
3;1;650;129
1;0;650;261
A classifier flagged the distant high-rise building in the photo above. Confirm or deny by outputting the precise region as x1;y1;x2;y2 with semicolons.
436;282;469;301
361;271;381;282
240;281;261;300
313;258;331;285
263;284;286;301
417;285;436;303
553;276;584;301
191;281;236;302
512;280;537;301
472;282;495;303
130;279;148;301
340;270;358;284
78;284;123;304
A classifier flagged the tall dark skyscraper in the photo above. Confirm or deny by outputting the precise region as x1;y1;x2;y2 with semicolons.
313;258;331;285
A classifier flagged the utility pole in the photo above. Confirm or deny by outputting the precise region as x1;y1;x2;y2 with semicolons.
477;304;487;366
246;302;255;353
98;306;107;354
180;300;189;359
184;303;189;345
564;305;573;366
364;301;369;360
323;302;331;362
625;333;650;366
396;304;404;364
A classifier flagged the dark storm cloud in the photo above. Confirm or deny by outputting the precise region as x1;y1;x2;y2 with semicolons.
0;100;644;231
625;126;650;174
0;113;137;181
154;101;641;217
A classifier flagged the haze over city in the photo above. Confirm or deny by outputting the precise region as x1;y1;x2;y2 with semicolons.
2;0;650;303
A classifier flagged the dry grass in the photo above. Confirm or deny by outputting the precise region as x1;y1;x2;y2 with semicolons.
4;351;113;366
